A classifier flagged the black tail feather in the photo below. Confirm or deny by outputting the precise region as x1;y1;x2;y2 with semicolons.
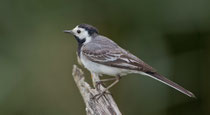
145;72;196;98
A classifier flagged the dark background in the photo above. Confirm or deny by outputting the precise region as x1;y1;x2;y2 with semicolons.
0;0;209;115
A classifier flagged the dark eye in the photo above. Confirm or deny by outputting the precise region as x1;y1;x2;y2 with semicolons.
77;30;81;34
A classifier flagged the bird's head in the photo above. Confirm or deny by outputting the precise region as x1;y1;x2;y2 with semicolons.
64;24;99;44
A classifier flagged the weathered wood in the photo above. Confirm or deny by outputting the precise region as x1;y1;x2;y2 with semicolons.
72;65;122;115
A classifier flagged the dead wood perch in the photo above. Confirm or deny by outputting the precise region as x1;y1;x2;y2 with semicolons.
72;65;122;115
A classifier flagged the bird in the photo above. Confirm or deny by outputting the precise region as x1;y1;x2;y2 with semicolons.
64;23;196;98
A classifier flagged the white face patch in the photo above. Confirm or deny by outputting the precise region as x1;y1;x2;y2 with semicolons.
72;26;92;44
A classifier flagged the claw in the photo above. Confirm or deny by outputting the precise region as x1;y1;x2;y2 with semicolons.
95;81;103;90
96;81;103;86
91;91;111;100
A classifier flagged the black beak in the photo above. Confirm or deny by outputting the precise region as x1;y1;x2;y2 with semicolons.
63;30;74;34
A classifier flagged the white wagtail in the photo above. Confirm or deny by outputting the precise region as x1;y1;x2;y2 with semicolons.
64;24;195;98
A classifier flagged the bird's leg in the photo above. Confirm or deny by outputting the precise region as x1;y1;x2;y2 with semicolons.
92;75;121;100
91;73;100;88
102;75;121;92
95;77;117;90
99;77;118;82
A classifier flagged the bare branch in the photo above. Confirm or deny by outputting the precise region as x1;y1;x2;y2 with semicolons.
72;65;122;115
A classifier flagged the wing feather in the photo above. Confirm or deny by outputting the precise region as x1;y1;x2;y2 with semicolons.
82;37;156;73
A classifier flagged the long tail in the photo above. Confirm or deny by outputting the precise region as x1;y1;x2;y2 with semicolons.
140;71;196;98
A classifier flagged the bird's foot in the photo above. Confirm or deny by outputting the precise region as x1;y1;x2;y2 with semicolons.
91;91;111;100
95;81;104;90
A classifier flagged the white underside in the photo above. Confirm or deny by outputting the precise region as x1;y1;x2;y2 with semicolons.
80;53;135;76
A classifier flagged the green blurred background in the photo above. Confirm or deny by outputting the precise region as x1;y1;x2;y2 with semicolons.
0;0;209;115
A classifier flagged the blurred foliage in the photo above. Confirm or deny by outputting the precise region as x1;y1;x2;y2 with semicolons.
0;0;210;115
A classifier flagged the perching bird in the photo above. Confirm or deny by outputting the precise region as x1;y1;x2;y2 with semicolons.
64;24;195;98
